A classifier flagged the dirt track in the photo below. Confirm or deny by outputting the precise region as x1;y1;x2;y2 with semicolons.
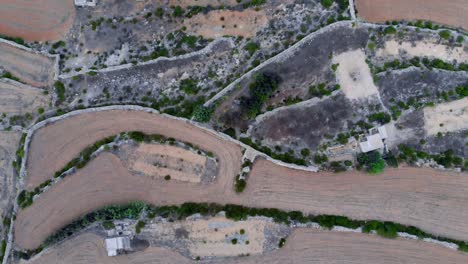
0;43;55;87
355;0;468;30
16;109;468;249
22;229;468;264
0;0;75;41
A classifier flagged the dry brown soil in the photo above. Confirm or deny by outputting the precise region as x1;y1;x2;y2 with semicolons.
0;0;75;41
423;97;468;136
16;109;468;249
355;0;468;30
185;9;268;38
0;80;49;114
0;43;55;87
25;110;243;190
22;229;468;264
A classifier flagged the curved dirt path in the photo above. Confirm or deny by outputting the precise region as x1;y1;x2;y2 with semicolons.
0;0;75;41
22;229;468;264
15;109;468;249
355;0;468;30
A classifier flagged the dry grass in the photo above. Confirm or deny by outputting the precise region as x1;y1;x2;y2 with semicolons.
22;229;468;264
0;80;49;114
355;0;468;30
423;98;468;136
0;0;75;41
377;40;468;64
123;143;208;183
185;9;268;38
168;0;239;8
0;42;55;87
333;49;379;99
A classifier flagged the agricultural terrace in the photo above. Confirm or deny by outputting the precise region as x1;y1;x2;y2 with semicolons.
15;108;468;249
23;229;468;264
0;42;56;87
0;0;75;41
355;0;468;30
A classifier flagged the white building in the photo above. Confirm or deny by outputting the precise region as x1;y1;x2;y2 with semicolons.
74;0;97;7
105;236;131;256
359;125;388;153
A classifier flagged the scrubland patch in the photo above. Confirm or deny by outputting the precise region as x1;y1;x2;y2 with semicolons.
424;98;468;136
185;9;268;38
377;40;468;63
168;0;239;8
333;49;379;99
0;80;49;114
0;131;20;217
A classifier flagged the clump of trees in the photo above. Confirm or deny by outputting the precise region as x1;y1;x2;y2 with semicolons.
192;106;213;123
240;72;281;119
235;175;247;193
54;81;66;104
357;151;385;174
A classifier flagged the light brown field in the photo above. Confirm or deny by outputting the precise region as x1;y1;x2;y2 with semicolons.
423;98;468;136
0;80;49;114
25;110;243;190
123;143;209;183
355;0;468;30
185;9;268;38
15;109;468;249
0;0;75;41
0;43;55;87
0;131;21;220
21;229;468;264
168;0;239;8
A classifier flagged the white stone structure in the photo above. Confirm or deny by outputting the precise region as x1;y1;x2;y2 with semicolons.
359;125;388;153
75;0;97;7
105;236;131;256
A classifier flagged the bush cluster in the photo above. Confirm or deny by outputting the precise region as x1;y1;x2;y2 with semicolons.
357;151;385;174
240;73;281;118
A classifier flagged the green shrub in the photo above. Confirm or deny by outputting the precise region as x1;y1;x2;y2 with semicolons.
244;42;260;55
438;30;451;40
321;0;333;8
240;72;280;118
164;175;171;181
54;81;66;104
314;154;328;164
135;220;146;233
180;78;199;94
231;238;238;244
235;176;247;193
357;151;385;174
278;238;286;248
300;148;310;157
102;221;115;230
383;26;397;35
192;106;213;122
368;112;391;124
173;6;184;17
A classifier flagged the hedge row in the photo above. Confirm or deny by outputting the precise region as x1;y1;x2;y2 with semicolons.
31;202;468;259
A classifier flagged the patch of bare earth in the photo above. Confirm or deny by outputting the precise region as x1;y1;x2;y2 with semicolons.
22;229;468;264
0;43;55;87
185;9;268;38
0;80;49;114
333;49;379;99
0;0;75;41
120;143;212;183
377;40;468;63
355;0;468;30
142;216;275;258
423;97;468;136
